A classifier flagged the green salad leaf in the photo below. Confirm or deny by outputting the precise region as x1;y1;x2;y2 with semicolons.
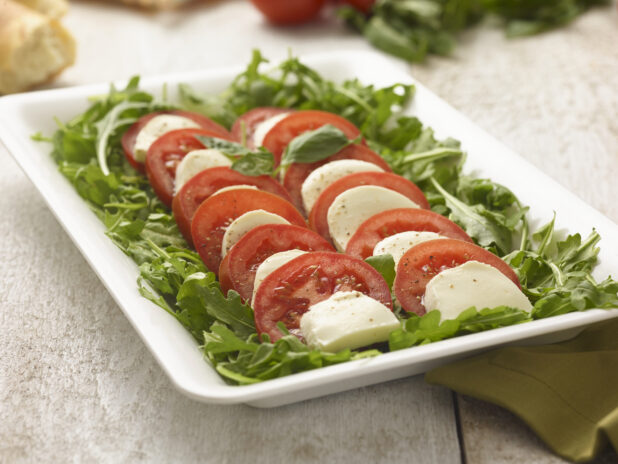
280;124;355;166
339;0;609;63
365;254;396;290
41;52;618;386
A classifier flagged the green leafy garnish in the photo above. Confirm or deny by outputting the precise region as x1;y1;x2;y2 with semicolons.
339;0;609;63
389;306;532;351
193;134;275;176
280;124;356;167
365;254;396;290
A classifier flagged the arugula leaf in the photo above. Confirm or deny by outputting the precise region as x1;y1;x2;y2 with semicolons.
431;177;514;255
389;306;532;350
202;325;381;385
365;254;396;290
280;124;355;166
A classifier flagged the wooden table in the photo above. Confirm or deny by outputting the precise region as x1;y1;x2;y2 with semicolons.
1;1;616;462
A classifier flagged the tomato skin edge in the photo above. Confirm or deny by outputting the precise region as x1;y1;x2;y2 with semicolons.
121;110;231;173
345;208;473;260
253;251;392;342
393;239;521;315
226;224;336;302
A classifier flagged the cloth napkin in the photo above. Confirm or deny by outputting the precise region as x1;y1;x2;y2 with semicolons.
425;318;618;462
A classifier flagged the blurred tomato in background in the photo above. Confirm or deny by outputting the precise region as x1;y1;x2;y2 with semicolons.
249;0;327;24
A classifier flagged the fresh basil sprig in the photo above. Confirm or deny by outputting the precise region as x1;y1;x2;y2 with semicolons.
365;254;396;290
193;134;275;177
280;124;359;167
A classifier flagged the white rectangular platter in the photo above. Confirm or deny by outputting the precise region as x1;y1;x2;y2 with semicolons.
1;50;617;408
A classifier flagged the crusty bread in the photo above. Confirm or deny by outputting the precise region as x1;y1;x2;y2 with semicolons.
0;0;76;94
13;0;69;19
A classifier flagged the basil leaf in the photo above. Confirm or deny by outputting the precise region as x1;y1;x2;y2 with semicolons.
231;150;274;177
194;134;275;177
193;135;249;156
365;254;396;290
280;125;354;166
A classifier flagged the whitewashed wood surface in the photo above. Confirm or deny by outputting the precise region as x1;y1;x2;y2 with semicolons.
1;1;617;462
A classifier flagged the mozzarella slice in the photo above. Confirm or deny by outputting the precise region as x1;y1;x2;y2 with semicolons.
373;231;445;266
221;210;290;258
327;186;420;252
133;114;200;163
300;291;400;352
252;113;290;148
423;260;533;321
174;149;232;193
211;185;259;196
301;160;384;213
251;250;307;305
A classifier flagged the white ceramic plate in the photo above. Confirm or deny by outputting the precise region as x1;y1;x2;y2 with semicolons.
1;51;617;408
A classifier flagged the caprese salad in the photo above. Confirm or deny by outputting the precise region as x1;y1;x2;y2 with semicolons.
45;53;618;384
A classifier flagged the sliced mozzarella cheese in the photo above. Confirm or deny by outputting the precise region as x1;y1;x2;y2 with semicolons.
133;114;200;163
221;210;290;258
174;149;232;193
211;185;259;196
300;291;400;352
373;231;445;266
327;186;420;252
424;260;533;321
251;250;307;305
301;160;384;213
252;113;290;148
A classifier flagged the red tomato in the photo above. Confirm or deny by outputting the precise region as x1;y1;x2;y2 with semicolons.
218;254;234;296
341;0;374;14
282;143;392;214
253;252;392;342
230;107;291;149
394;239;521;315
308;171;430;244
262;110;362;166
191;189;306;274
345;208;473;260
250;0;326;25
145;128;233;207
222;224;335;301
172;166;293;245
121;110;231;172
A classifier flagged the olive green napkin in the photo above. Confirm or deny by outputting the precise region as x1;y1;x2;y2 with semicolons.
425;318;618;462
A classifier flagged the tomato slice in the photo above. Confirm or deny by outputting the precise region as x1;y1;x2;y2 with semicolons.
121;110;230;172
253;252;392;342
222;224;335;301
218;254;234;296
345;208;473;259
393;239;521;315
308;171;430;244
172;166;293;245
230;107;291;149
191;189;306;274
262;110;362;166
249;0;326;24
282;143;392;214
145;128;233;207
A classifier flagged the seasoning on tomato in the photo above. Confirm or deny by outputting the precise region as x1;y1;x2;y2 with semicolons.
253;252;392;342
190;189;306;274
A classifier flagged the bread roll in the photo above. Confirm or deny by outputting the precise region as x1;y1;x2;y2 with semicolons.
13;0;69;19
0;0;76;94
